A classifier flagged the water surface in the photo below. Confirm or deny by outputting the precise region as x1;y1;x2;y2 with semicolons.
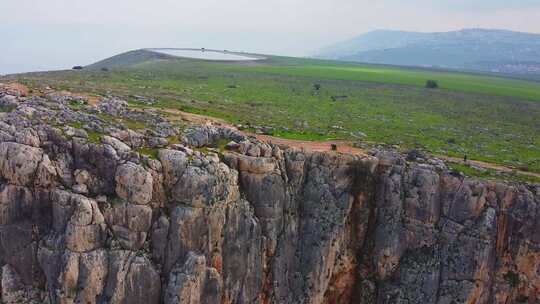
150;48;263;61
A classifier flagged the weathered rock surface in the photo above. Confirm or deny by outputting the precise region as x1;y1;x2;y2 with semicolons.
165;252;222;304
0;84;537;304
115;162;153;205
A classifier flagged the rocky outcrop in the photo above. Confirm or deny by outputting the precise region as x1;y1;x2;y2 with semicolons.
165;252;222;304
0;85;537;303
115;162;153;205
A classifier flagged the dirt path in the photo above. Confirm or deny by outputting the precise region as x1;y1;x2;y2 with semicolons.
439;155;540;179
159;108;230;126
0;82;29;96
159;108;367;155
254;135;367;155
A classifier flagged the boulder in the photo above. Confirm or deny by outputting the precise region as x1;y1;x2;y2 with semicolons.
182;126;245;148
171;161;239;207
115;162;153;205
102;135;131;154
15;128;40;147
64;193;107;252
104;251;161;304
104;203;152;250
0;142;43;186
110;129;145;148
38;248;108;303
159;149;188;189
164;252;222;304
0;95;19;108
98;98;128;116
35;154;58;188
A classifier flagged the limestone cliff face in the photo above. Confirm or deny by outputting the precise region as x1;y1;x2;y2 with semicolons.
0;87;538;303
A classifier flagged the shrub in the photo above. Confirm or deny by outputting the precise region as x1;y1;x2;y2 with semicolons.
0;105;16;113
87;131;103;144
137;147;159;159
406;149;425;161
331;95;348;102
503;271;520;288
425;80;439;89
517;164;530;172
449;168;462;177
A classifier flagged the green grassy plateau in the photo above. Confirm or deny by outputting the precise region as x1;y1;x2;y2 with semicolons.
12;49;540;173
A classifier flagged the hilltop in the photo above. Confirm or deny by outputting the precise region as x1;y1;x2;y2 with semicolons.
86;49;178;70
316;28;540;78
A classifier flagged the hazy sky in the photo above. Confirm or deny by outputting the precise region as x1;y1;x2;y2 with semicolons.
2;0;540;74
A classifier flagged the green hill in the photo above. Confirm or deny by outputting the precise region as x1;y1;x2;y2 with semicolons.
316;29;540;78
86;49;177;70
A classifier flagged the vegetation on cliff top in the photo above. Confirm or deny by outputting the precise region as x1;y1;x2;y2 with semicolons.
12;50;540;173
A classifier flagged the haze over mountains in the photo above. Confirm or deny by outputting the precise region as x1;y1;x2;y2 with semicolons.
315;28;540;77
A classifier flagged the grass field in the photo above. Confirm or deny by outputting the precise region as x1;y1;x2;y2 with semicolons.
12;50;540;173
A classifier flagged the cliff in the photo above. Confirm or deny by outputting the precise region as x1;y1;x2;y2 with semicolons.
0;84;538;303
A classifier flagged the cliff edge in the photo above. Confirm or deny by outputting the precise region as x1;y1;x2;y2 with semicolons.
0;83;538;303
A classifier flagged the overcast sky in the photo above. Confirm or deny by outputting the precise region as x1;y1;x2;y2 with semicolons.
2;0;540;74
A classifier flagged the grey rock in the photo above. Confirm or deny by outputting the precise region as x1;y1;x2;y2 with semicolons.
110;129;146;149
104;203;152;250
182;125;245;148
102;135;131;153
148;136;168;148
15;128;40;147
65;194;107;252
165;252;222;304
0;95;19;108
103;251;161;304
115;162;153;205
98;98;128;116
171;162;239;207
159;149;188;189
0;142;43;186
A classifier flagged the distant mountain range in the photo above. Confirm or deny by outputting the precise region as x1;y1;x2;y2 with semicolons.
315;29;540;77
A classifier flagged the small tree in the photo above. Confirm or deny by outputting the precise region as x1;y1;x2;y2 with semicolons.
313;83;321;91
426;80;439;89
406;149;424;161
